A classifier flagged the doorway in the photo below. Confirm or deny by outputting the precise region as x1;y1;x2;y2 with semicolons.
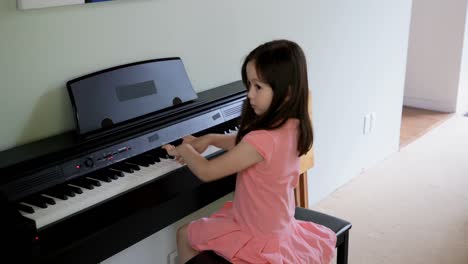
399;106;453;149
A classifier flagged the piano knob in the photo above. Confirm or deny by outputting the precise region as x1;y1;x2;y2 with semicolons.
84;158;94;168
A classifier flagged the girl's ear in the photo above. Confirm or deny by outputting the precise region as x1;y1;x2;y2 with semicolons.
279;86;292;110
284;85;292;102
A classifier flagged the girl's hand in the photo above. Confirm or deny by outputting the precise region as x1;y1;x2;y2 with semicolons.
161;144;185;164
182;135;210;154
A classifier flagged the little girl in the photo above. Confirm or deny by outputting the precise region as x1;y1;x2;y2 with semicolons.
163;39;337;264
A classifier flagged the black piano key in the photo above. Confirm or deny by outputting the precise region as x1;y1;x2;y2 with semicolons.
150;148;169;159
144;154;160;163
193;131;204;137
60;185;76;197
100;169;119;180
143;156;156;165
124;162;141;171
127;157;151;167
171;138;183;146
44;188;69;200
221;125;231;133
103;170;118;180
227;121;239;131
112;164;134;173
95;169;113;179
17;203;34;214
34;195;53;207
86;169;114;182
211;127;223;134
91;174;112;183
67;184;83;194
23;196;48;208
135;159;151;167
109;169;124;177
136;161;152;168
40;195;56;205
109;174;119;180
45;184;76;198
86;177;102;187
228;125;238;132
70;178;95;190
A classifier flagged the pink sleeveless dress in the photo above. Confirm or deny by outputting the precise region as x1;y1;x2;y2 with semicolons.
187;119;336;263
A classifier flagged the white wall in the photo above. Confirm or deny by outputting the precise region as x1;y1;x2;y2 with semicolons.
0;0;412;263
304;1;412;205
101;193;233;264
404;0;468;112
457;2;468;114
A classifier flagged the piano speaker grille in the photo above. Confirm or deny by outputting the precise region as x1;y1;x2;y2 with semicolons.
223;104;242;119
5;167;62;200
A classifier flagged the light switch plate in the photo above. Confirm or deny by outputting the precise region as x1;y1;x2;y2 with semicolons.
168;250;178;264
363;114;370;134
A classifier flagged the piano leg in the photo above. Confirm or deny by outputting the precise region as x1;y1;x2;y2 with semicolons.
1;192;38;262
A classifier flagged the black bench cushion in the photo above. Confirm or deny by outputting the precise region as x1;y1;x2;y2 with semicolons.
186;250;230;264
294;207;352;237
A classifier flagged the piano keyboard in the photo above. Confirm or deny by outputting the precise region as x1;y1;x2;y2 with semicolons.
17;141;231;230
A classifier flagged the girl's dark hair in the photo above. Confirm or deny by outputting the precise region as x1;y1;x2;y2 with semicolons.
236;39;313;156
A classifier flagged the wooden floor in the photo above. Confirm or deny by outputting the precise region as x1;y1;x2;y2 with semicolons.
400;106;453;148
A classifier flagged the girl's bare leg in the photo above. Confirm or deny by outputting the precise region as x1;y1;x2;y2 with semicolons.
177;224;198;264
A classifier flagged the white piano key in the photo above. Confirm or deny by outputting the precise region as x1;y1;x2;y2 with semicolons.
19;145;222;230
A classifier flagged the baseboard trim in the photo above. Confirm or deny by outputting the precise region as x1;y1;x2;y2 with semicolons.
403;96;455;113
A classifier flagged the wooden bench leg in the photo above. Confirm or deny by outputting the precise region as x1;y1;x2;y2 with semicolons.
294;172;309;208
336;231;349;264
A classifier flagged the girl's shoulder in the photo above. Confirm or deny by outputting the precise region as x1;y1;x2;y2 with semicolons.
284;118;300;128
243;118;298;143
245;118;298;137
241;119;298;163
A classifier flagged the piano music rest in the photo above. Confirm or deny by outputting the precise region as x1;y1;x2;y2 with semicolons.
186;207;352;264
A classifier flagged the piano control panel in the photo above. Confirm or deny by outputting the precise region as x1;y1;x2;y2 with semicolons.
72;146;132;169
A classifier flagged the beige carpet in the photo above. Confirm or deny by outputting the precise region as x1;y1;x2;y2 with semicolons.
313;115;468;264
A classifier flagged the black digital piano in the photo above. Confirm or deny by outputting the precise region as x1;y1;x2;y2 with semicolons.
0;58;246;263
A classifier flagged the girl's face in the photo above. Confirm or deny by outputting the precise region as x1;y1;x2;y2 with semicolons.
246;61;274;116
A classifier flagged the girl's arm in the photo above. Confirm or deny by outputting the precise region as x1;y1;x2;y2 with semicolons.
182;133;236;153
163;140;263;182
204;133;237;151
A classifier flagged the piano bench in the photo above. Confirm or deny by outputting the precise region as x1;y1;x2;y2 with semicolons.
186;207;352;264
